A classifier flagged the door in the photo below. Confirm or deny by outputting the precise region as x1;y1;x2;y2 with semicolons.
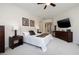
0;26;5;53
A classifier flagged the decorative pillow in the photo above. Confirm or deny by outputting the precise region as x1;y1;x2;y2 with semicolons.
29;30;36;35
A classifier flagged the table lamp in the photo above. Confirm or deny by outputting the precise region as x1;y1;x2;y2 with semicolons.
13;26;18;37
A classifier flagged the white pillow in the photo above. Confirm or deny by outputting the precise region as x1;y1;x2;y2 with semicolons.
23;32;30;37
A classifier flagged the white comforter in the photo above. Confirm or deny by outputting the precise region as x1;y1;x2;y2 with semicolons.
23;33;53;52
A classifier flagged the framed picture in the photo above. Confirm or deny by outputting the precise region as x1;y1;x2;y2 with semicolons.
22;17;29;26
30;20;35;27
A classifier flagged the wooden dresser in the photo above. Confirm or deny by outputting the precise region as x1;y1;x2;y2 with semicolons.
0;26;5;53
54;31;73;42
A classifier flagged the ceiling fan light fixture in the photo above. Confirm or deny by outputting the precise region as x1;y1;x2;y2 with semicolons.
37;3;56;10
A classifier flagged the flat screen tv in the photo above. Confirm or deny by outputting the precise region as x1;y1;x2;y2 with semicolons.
57;18;71;28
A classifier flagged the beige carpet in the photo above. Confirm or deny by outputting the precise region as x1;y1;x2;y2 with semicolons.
1;37;79;55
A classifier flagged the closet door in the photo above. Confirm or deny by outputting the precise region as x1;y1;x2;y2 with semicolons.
0;26;5;53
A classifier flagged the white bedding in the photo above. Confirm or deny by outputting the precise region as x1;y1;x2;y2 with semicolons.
23;32;53;52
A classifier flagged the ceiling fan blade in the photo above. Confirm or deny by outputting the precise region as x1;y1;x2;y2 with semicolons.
37;3;45;4
50;3;56;7
44;5;47;9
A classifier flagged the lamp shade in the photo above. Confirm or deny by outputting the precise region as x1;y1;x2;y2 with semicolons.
13;26;18;30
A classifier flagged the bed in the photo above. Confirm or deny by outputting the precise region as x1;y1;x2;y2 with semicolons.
23;32;53;52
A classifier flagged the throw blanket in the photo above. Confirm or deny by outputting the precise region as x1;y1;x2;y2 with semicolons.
37;33;49;37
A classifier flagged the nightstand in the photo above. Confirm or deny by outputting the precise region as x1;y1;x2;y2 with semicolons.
9;35;23;49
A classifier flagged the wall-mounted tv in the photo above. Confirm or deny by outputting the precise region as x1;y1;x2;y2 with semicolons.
57;18;71;28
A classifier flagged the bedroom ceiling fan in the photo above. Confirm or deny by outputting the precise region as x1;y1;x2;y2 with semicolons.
37;3;56;9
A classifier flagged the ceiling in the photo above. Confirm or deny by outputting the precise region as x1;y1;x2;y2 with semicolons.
16;3;79;19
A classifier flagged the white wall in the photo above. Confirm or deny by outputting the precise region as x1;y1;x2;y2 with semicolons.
53;6;79;44
0;4;41;48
